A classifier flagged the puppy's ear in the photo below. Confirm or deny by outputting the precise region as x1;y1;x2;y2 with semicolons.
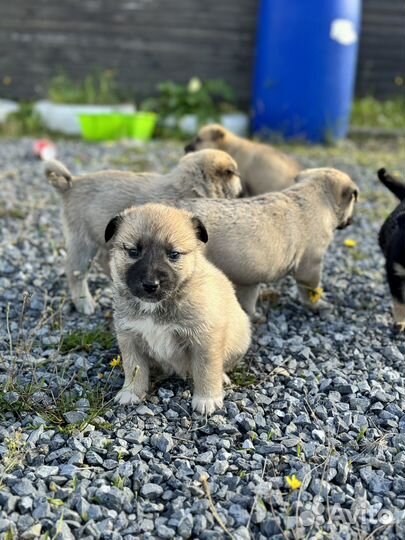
341;186;359;204
191;216;208;243
105;215;123;243
212;128;225;141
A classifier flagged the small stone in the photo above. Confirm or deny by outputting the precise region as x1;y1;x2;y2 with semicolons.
229;503;250;526
177;514;193;538
11;478;35;497
242;439;254;450
21;524;42;539
95;486;127;512
151;433;174;453
136;405;155;416
141;483;164;499
156;523;176;538
312;429;326;443
64;411;88;424
32;497;52;519
196;451;214;464
0;520;12;533
3;391;19;404
59;464;78;478
36;465;59;478
335;456;350;485
54;521;75;540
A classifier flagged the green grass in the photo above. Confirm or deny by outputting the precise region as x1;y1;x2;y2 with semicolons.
351;96;405;130
230;366;258;387
59;327;115;354
0;206;26;219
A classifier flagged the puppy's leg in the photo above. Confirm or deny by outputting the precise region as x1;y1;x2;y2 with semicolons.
236;284;260;317
65;235;98;315
116;332;150;404
387;259;405;331
294;258;331;311
95;247;111;278
191;345;224;415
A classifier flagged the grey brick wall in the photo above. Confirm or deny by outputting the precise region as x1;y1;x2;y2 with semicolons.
0;0;403;106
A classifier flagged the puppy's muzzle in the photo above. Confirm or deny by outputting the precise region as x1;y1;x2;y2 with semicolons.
184;143;195;153
337;216;353;230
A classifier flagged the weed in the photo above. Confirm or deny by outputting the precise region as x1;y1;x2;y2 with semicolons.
48;70;128;105
59;327;115;354
0;102;46;137
357;426;368;443
0;206;26;219
113;475;125;490
2;429;27;473
351;96;405;130
231;367;258;388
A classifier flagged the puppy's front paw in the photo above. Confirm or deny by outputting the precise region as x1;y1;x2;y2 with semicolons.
74;296;96;315
115;389;143;405
222;373;231;386
192;394;223;415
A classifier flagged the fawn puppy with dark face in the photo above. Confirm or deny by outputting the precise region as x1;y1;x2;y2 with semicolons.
377;168;405;331
45;149;242;315
184;123;302;195
107;203;251;415
177;168;359;316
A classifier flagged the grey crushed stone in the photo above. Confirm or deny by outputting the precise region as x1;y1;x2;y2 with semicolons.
0;138;405;539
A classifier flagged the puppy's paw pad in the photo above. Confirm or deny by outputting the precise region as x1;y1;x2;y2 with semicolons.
75;298;96;315
115;390;142;405
222;373;231;386
192;395;223;415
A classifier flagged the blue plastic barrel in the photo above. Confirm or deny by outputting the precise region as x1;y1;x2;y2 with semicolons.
252;0;362;142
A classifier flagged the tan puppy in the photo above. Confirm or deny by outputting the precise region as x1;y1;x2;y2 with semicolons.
107;204;251;415
177;168;359;315
185;123;302;195
46;150;242;315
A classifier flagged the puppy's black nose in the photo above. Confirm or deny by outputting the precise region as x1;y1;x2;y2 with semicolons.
184;144;194;153
142;280;159;293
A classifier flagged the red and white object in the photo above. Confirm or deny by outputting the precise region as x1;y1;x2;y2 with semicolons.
33;139;57;160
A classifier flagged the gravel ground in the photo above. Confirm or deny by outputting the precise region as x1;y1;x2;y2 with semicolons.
1;136;405;540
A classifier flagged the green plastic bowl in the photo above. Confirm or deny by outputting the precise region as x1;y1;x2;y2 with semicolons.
125;112;157;140
78;113;126;141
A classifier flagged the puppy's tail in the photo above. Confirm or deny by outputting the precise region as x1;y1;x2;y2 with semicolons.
45;159;73;193
378;168;405;201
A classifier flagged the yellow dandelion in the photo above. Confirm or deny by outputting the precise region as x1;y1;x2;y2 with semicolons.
110;355;122;368
3;76;12;86
344;239;357;248
308;287;324;304
286;474;302;490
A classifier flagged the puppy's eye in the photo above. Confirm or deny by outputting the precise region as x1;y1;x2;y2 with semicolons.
225;168;238;177
168;251;181;262
125;246;141;258
195;137;202;143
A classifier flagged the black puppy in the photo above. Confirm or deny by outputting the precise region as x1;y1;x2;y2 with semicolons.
378;168;405;331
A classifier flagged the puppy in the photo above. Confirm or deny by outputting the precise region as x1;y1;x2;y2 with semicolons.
177;168;359;316
46;149;242;315
184;123;302;195
107;203;251;414
377;168;405;331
